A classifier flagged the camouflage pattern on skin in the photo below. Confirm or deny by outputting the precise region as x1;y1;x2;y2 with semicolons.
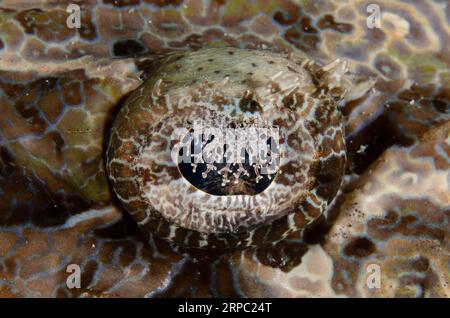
0;206;188;297
0;0;449;297
229;121;449;298
324;121;450;298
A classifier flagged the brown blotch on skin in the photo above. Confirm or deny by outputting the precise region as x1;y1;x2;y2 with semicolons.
21;38;47;61
284;27;320;51
37;77;59;91
104;0;140;7
62;81;83;106
366;28;387;47
48;130;65;160
239;95;262;113
15;9;43;34
433;88;450;113
39;88;64;123
80;260;99;288
113;39;146;57
374;53;403;80
285;92;305;110
98;242;117;264
0;146;15;178
15;9;76;42
15;100;48;134
431;99;449;113
313;99;332;123
317;14;354;33
299;198;322;220
302;215;331;244
411;256;430;272
331;259;359;295
20;253;63;279
111;161;138;181
78;10;98;41
119;241;138;267
115;180;140;200
343;237;376;258
300;16;318;34
256;240;308;272
173;33;204;50
367;202;446;242
150;10;188;38
144;0;183;6
214;259;241;297
273;6;300;26
55;288;70;298
0;232;19;256
314;155;345;202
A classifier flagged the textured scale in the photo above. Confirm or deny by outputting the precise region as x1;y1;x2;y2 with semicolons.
0;0;449;297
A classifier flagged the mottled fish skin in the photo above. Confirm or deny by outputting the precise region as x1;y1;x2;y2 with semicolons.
0;0;449;297
230;121;450;298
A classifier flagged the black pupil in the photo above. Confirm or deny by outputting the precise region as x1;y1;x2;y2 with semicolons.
177;131;279;196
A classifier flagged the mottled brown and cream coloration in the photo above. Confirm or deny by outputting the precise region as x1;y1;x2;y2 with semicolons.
106;48;347;250
0;0;449;298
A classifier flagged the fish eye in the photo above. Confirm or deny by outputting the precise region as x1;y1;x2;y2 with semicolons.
106;48;347;250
